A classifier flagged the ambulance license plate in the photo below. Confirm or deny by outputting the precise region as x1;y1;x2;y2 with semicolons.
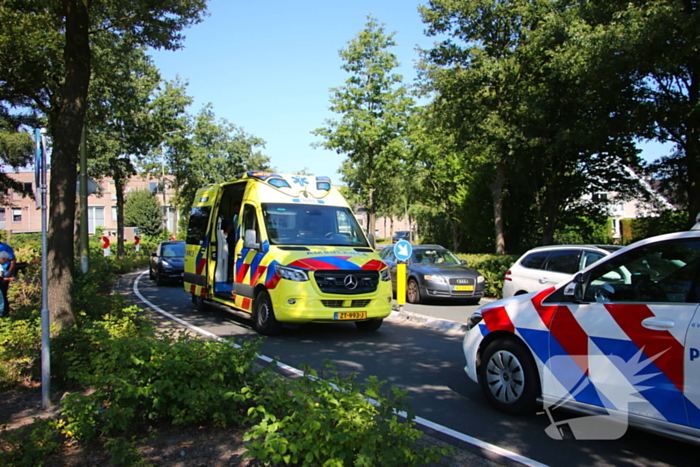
453;285;474;291
334;312;366;320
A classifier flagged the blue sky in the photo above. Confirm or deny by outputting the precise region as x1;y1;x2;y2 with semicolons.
148;0;670;182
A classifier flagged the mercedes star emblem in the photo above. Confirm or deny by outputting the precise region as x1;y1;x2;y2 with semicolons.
344;275;358;290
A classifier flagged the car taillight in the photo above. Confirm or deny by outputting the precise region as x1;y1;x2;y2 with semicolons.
504;269;512;281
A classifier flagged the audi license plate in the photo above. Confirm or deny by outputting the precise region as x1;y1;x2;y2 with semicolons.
334;312;367;320
452;285;474;291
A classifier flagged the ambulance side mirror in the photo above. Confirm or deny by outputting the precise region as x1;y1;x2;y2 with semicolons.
367;233;376;249
244;229;260;250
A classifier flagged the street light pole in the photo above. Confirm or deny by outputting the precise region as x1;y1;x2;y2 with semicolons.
161;130;180;240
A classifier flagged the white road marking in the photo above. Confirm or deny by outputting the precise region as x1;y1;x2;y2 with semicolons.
133;272;549;467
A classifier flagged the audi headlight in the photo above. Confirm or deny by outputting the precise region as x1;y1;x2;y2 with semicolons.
424;274;446;284
477;275;485;284
277;265;310;282
380;268;390;281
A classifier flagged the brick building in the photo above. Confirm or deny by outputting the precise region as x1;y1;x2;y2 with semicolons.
2;171;178;238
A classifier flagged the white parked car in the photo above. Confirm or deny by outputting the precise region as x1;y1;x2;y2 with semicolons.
502;244;622;298
463;229;700;443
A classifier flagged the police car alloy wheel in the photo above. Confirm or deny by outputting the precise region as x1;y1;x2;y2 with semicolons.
479;337;541;415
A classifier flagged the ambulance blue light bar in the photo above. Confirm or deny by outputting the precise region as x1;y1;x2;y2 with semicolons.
316;176;332;191
268;178;291;188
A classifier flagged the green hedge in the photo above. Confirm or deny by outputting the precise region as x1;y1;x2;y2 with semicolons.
458;254;519;299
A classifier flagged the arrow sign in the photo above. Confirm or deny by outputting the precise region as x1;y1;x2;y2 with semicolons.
101;236;111;257
393;239;412;262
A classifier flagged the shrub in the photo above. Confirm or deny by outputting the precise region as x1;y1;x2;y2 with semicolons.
59;321;264;442
243;363;449;467
459;254;518;299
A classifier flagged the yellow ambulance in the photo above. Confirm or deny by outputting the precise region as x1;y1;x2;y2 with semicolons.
183;172;392;335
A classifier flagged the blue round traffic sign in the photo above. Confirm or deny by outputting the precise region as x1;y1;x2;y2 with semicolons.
393;239;413;262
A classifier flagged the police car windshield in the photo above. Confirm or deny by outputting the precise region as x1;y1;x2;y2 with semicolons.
262;203;369;247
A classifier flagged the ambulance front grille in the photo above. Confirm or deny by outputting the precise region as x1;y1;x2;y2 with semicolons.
322;299;372;308
314;270;379;295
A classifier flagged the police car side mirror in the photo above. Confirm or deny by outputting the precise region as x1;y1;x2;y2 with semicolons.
563;273;585;302
244;229;260;250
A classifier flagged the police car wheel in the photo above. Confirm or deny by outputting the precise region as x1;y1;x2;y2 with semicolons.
407;279;421;304
356;319;382;332
478;337;541;415
254;291;282;336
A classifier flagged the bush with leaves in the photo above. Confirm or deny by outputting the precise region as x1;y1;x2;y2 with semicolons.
59;321;264;442
459;254;518;299
243;363;449;467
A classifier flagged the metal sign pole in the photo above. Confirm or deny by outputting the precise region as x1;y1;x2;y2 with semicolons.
37;128;51;409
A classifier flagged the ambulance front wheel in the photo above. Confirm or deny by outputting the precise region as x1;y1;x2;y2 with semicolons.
254;291;282;336
355;319;383;332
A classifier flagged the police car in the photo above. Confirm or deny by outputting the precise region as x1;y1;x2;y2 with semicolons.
463;219;700;443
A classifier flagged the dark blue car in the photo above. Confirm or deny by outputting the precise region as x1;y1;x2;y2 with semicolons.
149;241;185;285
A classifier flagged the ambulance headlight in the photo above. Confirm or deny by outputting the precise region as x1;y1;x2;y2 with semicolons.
277;265;309;282
380;268;390;281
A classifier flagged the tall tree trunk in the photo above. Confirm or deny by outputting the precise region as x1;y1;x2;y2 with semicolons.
48;0;90;331
490;160;506;255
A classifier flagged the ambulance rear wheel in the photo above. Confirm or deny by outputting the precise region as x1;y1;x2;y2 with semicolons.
254;291;282;336
356;319;383;332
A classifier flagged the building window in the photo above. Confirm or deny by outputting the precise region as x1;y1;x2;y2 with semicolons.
109;181;117;200
23;182;32;193
112;206;117;221
88;206;105;234
149;181;162;193
12;208;22;222
0;208;5;228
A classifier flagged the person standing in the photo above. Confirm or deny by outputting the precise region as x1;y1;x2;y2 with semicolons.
0;242;16;316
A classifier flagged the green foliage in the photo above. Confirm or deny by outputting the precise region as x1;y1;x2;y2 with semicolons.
0;418;63;466
628;210;688;243
551;217;613;248
0;318;42;387
123;189;164;237
313;15;414;232
460;254;519;299
243;363;448;467
59;327;263;442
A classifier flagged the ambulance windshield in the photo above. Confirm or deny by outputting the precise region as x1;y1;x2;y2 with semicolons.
262;203;369;247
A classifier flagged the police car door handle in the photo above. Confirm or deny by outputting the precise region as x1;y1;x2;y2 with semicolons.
641;317;675;331
539;277;548;284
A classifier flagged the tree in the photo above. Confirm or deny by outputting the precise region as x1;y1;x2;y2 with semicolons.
87;42;161;258
313;16;414;236
176;103;269;223
0;123;35;204
0;1;207;330
124;189;163;238
420;0;534;254
577;0;700;227
420;0;644;251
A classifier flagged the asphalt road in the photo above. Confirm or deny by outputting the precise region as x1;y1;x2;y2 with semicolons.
127;271;697;467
